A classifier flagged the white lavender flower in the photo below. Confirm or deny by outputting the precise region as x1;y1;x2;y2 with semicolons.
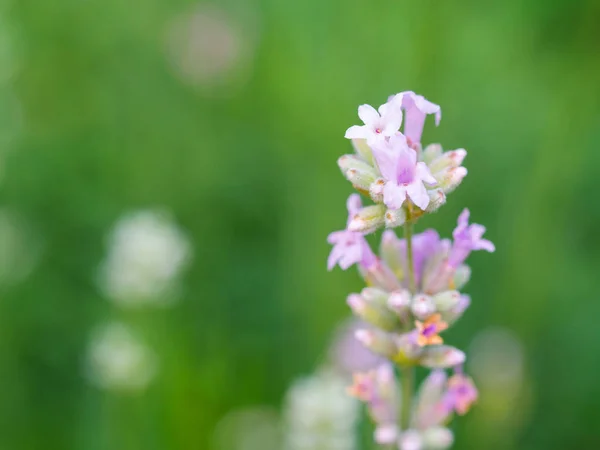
98;209;192;308
85;322;157;392
283;369;359;450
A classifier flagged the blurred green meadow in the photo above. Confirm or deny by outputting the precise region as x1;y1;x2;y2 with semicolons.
0;0;599;449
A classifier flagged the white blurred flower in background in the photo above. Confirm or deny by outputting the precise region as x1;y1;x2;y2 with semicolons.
470;327;525;388
0;208;42;285
164;3;260;95
212;407;281;450
86;322;157;392
283;369;359;450
467;326;532;448
98;209;192;308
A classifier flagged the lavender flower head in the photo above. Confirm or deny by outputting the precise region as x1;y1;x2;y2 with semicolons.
327;90;495;449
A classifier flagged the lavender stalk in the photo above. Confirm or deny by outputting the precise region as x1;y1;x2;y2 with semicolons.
328;91;495;449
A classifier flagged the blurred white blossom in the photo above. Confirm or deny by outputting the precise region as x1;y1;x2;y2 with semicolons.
98;209;192;308
283;369;359;450
86;322;157;392
0;208;42;285
467;326;532;447
469;327;525;389
212;406;281;450
164;4;259;94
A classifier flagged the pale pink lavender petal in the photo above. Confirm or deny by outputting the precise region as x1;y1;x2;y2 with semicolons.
358;104;380;123
416;162;438;185
394;91;441;144
344;125;368;140
382;182;407;210
406;181;430;210
345;101;403;146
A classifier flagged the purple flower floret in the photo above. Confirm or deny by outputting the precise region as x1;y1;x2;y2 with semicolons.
448;209;495;268
392;91;442;145
372;134;437;211
443;372;479;415
327;194;376;270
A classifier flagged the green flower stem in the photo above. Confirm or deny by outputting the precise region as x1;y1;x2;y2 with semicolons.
400;365;415;430
400;203;416;431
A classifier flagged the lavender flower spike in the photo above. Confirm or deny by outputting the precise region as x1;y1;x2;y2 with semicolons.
372;134;437;211
329;90;495;450
345;101;403;146
393;91;442;145
448;209;495;268
327;194;376;270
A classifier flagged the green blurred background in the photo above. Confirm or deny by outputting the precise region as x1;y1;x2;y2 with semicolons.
0;0;599;448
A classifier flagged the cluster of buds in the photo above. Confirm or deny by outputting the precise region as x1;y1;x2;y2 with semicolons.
328;91;494;449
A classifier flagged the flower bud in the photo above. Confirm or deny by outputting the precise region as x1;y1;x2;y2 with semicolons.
385;207;407;228
347;292;399;331
432;290;461;312
345;168;378;192
422;259;453;295
351;138;374;165
428;149;467;174
361;287;388;304
452;264;471;290
421;143;443;165
337;153;375;174
411;294;436;320
414;370;448;429
387;289;412;318
420;346;466;369
421;427;454;450
436;166;468;194
348;204;386;234
425;189;446;213
369;178;385;203
443;294;470;324
380;230;404;280
360;260;402;292
355;329;398;358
